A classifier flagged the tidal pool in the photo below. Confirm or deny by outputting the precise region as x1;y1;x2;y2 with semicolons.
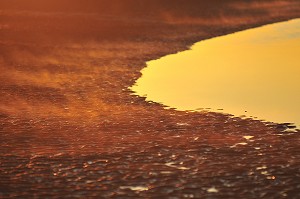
131;19;300;128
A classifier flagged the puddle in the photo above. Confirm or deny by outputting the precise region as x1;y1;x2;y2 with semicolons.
120;186;149;192
131;19;300;128
207;187;219;193
164;162;190;170
243;136;254;140
230;142;248;148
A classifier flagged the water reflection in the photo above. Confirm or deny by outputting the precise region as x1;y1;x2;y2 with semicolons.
131;19;300;128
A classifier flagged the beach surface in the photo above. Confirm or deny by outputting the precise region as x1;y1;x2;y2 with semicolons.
1;0;300;198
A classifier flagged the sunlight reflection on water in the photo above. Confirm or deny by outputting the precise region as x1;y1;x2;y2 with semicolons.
131;19;300;128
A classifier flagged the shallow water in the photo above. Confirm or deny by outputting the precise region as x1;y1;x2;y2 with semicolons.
131;19;300;128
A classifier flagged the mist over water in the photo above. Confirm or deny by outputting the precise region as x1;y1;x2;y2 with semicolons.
131;19;300;128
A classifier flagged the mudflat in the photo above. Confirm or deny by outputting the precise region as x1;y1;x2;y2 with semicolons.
1;0;300;198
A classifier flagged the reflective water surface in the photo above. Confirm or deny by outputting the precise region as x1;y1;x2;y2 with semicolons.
2;1;300;198
131;19;300;127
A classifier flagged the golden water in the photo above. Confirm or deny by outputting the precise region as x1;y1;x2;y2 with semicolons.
131;19;300;127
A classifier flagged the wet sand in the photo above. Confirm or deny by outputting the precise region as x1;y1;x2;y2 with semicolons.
1;0;300;198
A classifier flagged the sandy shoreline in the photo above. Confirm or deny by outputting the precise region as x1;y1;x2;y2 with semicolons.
1;0;300;198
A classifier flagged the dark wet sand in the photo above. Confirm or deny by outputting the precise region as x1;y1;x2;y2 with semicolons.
1;0;300;198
